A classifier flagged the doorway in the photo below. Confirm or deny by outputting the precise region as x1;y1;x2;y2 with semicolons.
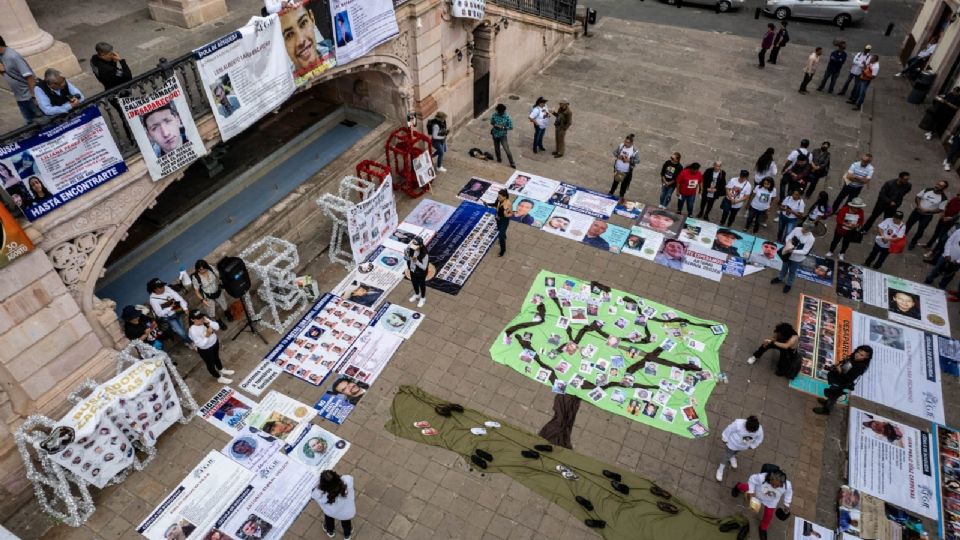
472;26;494;118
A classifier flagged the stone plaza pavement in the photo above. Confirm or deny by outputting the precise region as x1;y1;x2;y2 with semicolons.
15;15;960;540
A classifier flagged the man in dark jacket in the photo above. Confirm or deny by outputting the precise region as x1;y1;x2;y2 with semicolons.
552;100;572;158
769;21;789;64
814;346;872;414
817;42;847;93
863;172;912;230
90;42;132;90
121;305;165;350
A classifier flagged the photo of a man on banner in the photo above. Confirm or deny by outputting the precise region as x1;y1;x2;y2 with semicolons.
279;0;336;85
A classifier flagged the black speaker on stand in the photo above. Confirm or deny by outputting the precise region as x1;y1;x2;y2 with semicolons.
217;257;267;344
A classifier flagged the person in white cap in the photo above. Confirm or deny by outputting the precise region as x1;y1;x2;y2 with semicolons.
838;44;871;97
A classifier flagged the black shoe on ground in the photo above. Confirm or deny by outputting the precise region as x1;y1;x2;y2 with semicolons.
812;406;831;415
782;285;792;293
817;398;828;404
731;485;741;498
770;277;782;284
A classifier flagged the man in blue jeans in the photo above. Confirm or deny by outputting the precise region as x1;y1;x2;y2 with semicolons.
770;221;815;293
0;35;43;124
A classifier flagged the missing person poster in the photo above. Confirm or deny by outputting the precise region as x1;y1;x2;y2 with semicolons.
403;198;455;231
194;14;296;141
506;171;561;202
346;174;396;261
850;313;944;424
283;422;350;472
426;201;498;295
329;0;400;65
238;361;283;397
119;77;206;180
511;196;554;228
793;517;835;540
936;424;960;540
748;237;783;271
222;426;287;470
847;407;937;519
547;183;619;219
412;151;436;187
541;206;594;242
245;390;317;442
789;295;853;398
457;176;503;205
622;226;664;261
451;0;486;20
372;303;423;339
637;207;683;238
278;0;336;85
0;106;127;221
933;334;960;377
885;276;951;335
332;262;402;308
200;386;258;435
797;255;835;286
0;203;32;268
835;262;886;306
581;221;629;254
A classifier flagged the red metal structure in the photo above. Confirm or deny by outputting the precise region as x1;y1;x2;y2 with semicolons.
384;126;432;199
355;160;391;200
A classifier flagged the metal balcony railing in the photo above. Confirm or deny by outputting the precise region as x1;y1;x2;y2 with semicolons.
490;0;579;25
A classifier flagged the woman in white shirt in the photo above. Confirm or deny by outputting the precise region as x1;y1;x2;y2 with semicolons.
754;148;778;185
865;211;906;269
313;470;356;539
187;310;234;383
745;177;776;233
720;170;753;227
777;188;806;243
731;467;793;540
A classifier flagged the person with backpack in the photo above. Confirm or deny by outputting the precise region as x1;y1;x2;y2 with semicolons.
731;465;793;540
746;322;799;378
769;21;789;64
716;416;764;482
813;345;873;415
427;112;449;172
609;134;640;201
191;259;229;329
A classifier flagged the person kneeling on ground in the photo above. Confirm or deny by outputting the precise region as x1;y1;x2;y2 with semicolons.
746;322;799;378
716;415;764;482
813;345;873;415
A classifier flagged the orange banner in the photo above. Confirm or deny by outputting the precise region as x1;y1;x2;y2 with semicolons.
0;204;33;268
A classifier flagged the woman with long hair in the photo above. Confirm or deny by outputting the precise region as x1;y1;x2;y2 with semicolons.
191;259;229;328
814;345;873;414
312;470;356;539
27;176;49;200
405;236;429;308
754;148;778;185
746;322;799;378
0;162;19;189
745;177;776;233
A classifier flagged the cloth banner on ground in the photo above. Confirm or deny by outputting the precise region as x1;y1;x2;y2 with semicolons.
426;201;497;295
403;198;455;231
547;183;619;219
789;295;853;398
314;326;403;424
119;76;206;180
193;14;296;141
847;407;937;519
797;255;835;286
385;385;749;538
637;207;683;238
885;276;951;335
346;174;396;261
263;292;376;385
238;361;282;397
582;221;630;254
0;106;127;221
679;217;718;248
850;313;944;424
654;239;726;282
200;386;257;434
456;176;503;205
505;171;561;202
511;196;555;228
332;262;401;308
934;335;960;377
372;303;423;339
283;422;350;472
489;270;725;439
48;358;182;488
622;226;664;260
364;245;406;274
329;0;399;64
936;424;960;540
222;425;287;470
245;390;317;442
748;237;783;271
451;0;485;19
279;0;337;85
793;517;835;540
541;206;594;242
382;222;435;252
0;203;33;267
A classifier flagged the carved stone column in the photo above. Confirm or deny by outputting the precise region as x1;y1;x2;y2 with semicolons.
0;0;81;78
148;0;228;29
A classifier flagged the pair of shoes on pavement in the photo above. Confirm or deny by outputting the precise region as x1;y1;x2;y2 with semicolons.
769;277;791;293
216;370;234;384
408;294;426;308
715;457;738;481
324;529;352;539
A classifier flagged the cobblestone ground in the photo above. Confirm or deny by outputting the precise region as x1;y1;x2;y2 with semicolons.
16;16;960;540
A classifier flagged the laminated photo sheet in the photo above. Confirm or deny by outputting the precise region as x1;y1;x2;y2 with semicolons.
622;226;664;260
200;386;257;435
283;423;350;473
221;425;288;470
884;276;951;336
244;391;317;443
505;170;561;202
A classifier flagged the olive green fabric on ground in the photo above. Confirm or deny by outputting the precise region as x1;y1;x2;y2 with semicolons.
385;385;748;540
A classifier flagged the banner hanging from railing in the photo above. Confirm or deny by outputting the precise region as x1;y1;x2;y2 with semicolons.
193;14;297;141
329;0;400;65
451;0;486;20
120;77;207;181
279;0;338;85
0;107;127;221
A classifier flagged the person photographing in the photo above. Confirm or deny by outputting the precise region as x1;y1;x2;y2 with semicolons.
488;189;513;256
813;345;872;415
405;237;429;308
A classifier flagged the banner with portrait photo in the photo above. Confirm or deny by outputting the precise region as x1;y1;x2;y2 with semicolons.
798;255;835;286
200;386;257;435
847;407;937;519
245;390;317;442
194;15;296;141
511;196;554;228
506;171;561;202
283;422;350;472
654;239;725;282
412;151;435;187
346;174;396;261
404;198;455;231
614;200;644;220
372;303;423;339
457;176;503;205
850;312;944;424
279;0;336;86
547;183;619;219
382;221;435;253
581;221;630;254
489;270;726;439
119;76;206;181
332;261;402;308
622;226;664;261
679;217;717;248
749;237;783;271
136;451;255;540
222;426;287;470
451;0;486;19
936;424;960;540
885;276;951;336
541;206;594;242
793;517;835;540
426;201;498;295
329;0;399;65
637;207;683;238
0;106;127;221
789;295;853;398
0;203;32;268
364;245;406;274
835;262;885;306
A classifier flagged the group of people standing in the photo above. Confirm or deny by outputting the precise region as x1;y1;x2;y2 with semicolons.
481;98;574;169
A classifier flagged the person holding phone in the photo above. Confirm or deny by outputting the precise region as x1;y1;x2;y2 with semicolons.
405;237;429;308
188;310;234;383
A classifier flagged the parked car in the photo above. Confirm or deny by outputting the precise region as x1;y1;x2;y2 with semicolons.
764;0;870;27
663;0;745;13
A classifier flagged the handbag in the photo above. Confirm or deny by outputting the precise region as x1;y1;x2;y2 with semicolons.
813;221;828;237
889;236;907;254
613;171;627;183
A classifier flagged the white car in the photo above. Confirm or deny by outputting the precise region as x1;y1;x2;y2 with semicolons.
664;0;746;13
764;0;870;27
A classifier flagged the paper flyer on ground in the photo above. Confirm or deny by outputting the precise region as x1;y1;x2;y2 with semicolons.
283;423;350;473
364;245;406;274
884;276;951;335
222;426;288;470
789;295;852;398
403;198;455;231
622;226;664;260
200;386;257;435
456;176;503;205
426;201;497;295
245;391;317;442
119;76;207;181
850;312;944;424
511;196;554;228
793;517;835;540
847;407;937;519
238;361;283;397
346;174;396;261
505;170;561;202
541;206;593;242
489;270;725;439
547;182;619;219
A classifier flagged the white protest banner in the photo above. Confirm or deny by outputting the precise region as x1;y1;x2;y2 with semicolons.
622;226;664;261
346;174;397;261
404;198;456;231
850;313;944;424
0;107;127;221
200;386;257;435
664;241;725;282
332;262;402;309
884;276;951;335
329;0;399;64
680;217;718;248
506;171;561;202
245;390;317;442
548;183;619;219
238;361;283;397
382;222;435;252
457;177;504;205
413;151;436;187
451;0;486;20
373;303;423;339
193;15;296;141
541;206;593;242
793;517;835;540
136;450;255;540
847;407;937;519
119;77;206;180
284;423;350;472
278;0;337;86
222;426;288;470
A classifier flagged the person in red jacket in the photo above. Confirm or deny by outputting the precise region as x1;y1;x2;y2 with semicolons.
825;197;867;260
676;162;703;216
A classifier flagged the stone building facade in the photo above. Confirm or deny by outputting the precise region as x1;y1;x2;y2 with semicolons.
0;0;579;520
